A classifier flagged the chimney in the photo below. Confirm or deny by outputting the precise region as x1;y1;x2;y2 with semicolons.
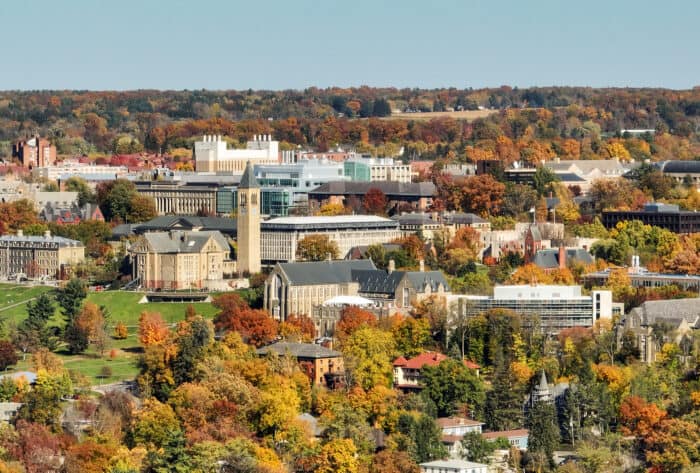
419;259;425;272
558;245;566;269
388;259;395;274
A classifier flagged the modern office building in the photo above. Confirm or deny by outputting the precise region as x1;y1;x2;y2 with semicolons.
32;162;128;181
602;203;700;234
194;135;279;172
583;257;700;294
447;285;615;334
260;215;401;264
216;186;295;217
0;230;85;280
254;159;348;190
343;156;412;183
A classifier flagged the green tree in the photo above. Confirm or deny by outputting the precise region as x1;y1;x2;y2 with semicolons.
396;412;447;463
526;399;559;469
18;369;72;427
485;362;525;431
461;431;496;463
172;316;213;385
533;166;560;197
55;278;87;325
19;293;56;350
420;358;485;417
63;176;95;207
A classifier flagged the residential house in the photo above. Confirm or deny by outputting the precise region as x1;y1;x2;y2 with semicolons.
438;417;484;459
256;342;343;387
482;429;529;450
393;352;479;391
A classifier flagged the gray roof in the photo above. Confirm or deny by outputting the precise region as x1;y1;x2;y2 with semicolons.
113;216;237;239
404;271;451;293
239;161;260;189
0;234;82;247
628;298;700;327
353;269;450;296
345;243;403;259
660;160;700;174
394;213;435;225
532;248;594;269
527;224;542;241
443;212;487;225
278;259;377;285
141;230;230;254
309;181;436;198
256;342;341;359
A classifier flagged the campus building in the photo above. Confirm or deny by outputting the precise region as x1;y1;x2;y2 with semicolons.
129;230;234;290
194;135;279;172
602;203;700;234
447;285;617;334
0;230;85;280
260;215;401;264
135;181;219;216
12;135;56;169
343;156;412;183
256;342;344;386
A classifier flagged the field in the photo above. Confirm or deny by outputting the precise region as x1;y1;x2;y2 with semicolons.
387;109;496;121
0;284;221;385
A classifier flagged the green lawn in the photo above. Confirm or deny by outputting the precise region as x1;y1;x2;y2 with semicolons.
0;285;223;384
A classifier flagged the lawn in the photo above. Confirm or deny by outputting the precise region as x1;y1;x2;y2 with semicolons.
0;285;223;384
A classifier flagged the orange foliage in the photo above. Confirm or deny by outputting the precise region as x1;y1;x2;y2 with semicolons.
335;306;377;342
138;312;169;346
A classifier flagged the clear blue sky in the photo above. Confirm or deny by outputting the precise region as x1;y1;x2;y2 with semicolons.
1;0;698;90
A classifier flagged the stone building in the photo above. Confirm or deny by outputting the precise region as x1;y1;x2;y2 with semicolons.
135;181;219;216
12;135;56;168
194;135;279;172
130;230;233;290
236;161;261;274
0;230;85;280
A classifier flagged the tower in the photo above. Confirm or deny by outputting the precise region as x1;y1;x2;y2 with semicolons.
237;161;261;274
531;370;552;406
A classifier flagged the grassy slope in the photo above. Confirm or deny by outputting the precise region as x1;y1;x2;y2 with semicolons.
0;285;221;384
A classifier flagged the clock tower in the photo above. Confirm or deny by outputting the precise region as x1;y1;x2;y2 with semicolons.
237;161;261;274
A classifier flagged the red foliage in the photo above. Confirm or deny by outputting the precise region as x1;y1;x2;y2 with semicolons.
285;314;317;341
213;293;278;347
336;306;377;341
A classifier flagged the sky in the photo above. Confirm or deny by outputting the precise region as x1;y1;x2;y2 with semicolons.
1;0;698;91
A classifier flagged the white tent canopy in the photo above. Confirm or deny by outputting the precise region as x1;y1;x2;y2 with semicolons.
322;295;374;307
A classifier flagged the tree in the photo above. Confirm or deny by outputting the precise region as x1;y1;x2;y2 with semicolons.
0;341;18;370
461;431;496;463
55;278;87;325
458;174;505;217
138;311;170;346
19;293;56;350
130;398;182;450
396;412;448;463
213;295;278;347
533;166;560;197
526;399;559;469
0;200;40;234
63;177;95;207
312;438;359;473
392;317;432;358
369;450;420;473
336;306;377;343
171;315;213;385
281;314;316;342
363;188;388;215
485;362;526;431
17;369;72;427
420;358;485;417
114;321;128;339
296;234;340;261
342;327;396;390
318;202;346;216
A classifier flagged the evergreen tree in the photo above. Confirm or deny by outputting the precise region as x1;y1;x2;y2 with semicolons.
64;323;89;355
485;362;524;431
56;278;87;324
172;316;212;385
526;399;559;469
397;412;447;463
421;358;485;417
20;293;56;349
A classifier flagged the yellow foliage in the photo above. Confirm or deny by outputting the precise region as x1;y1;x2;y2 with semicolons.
604;140;632;161
690;391;700;407
318;202;347;216
592;363;632;398
509;361;533;385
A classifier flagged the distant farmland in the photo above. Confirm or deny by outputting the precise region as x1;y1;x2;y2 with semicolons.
387;109;496;121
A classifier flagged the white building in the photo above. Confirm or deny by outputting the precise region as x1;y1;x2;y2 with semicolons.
420;459;488;473
448;285;616;334
344;156;413;183
195;135;279;172
32;162;129;181
260;215;401;264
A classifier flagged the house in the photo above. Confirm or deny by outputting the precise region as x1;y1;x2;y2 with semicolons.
0;403;22;422
616;298;700;363
41;203;105;225
420;459;488;473
437;417;485;459
129;230;234;290
482;429;529;450
531;246;594;272
256;342;343;386
393;352;479;391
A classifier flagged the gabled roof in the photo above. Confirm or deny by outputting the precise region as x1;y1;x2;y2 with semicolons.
140;230;229;254
394;352;479;370
437;417;484;428
482;429;529;439
628;298;700;328
404;271;450;293
277;259;377;285
532;248;594;269
239;160;260;189
352;269;405;295
256;342;341;359
345;243;403;259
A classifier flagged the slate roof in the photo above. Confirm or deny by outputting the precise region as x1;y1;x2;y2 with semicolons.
532;248;594;269
526;224;542;241
352;269;450;296
394;213;436;225
239;160;260;189
660;160;700;174
112;216;237;239
443;212;487;225
404;271;450;293
555;172;586;182
256;342;341;359
345;243;403;259
309;181;436;197
141;230;229;254
627;298;700;328
0;234;82;247
278;259;377;285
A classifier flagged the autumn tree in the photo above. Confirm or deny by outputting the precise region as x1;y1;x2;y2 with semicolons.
318;202;347;216
280;314;316;342
335;306;378;343
0;341;18;371
363;188;388;215
138;311;170;346
342;327;396;390
213;293;278;347
296;234;340;261
458;174;505;217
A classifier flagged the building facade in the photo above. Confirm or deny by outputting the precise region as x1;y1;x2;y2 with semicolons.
602;203;700;234
0;231;85;280
136;182;218;216
343;157;412;183
130;230;233;290
260;215;401;264
32;162;128;181
256;342;344;386
194;135;279;172
236;161;262;274
448;285;616;334
308;181;436;213
12;135;56;169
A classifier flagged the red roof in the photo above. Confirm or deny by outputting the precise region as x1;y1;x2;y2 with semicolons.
393;352;480;370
